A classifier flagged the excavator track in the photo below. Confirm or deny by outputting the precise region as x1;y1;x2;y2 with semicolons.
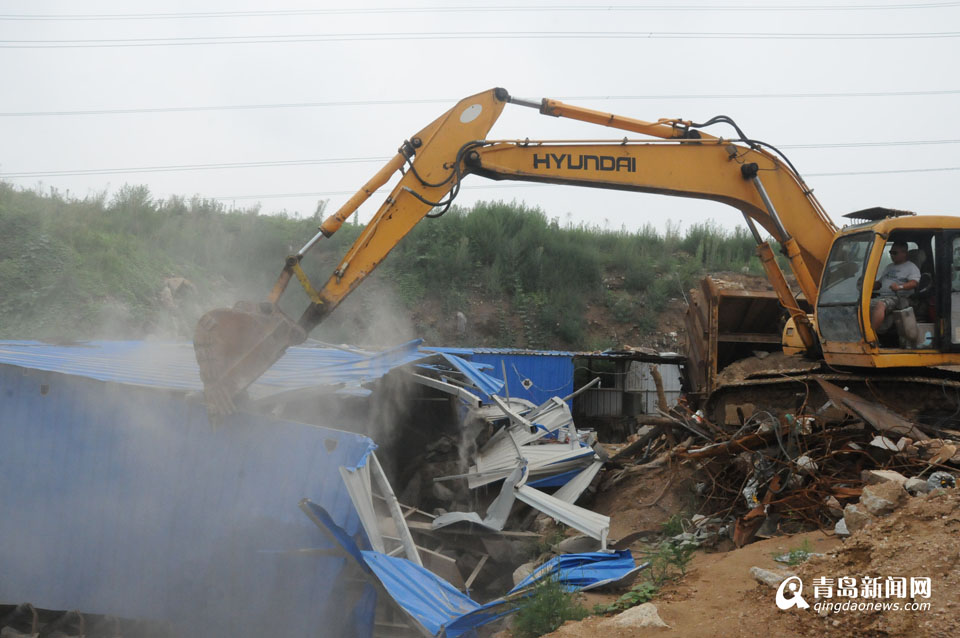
706;360;960;430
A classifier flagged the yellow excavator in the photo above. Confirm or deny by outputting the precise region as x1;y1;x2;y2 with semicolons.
194;87;960;418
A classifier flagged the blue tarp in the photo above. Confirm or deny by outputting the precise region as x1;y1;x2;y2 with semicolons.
364;549;639;636
361;552;496;637
302;502;638;638
509;550;639;593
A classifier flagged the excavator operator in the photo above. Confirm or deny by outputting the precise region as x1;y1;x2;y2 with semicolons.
870;241;920;332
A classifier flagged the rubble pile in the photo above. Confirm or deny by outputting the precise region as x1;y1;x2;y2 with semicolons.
615;377;960;546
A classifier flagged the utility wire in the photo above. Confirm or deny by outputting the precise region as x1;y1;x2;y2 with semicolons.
8;166;950;201
2;30;958;48
807;166;960;177
0;157;391;178
3;3;959;20
212;184;544;200
3;89;959;118
206;166;960;201
4;140;959;179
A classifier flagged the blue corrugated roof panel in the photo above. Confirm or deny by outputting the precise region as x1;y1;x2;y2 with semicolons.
0;363;377;636
423;348;575;406
0;339;432;397
427;346;579;357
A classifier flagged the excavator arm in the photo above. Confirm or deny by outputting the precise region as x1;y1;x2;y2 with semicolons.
194;87;838;415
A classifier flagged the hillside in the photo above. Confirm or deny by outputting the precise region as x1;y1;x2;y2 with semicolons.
0;182;763;350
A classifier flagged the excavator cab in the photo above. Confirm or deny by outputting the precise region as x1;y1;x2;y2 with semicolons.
815;210;960;364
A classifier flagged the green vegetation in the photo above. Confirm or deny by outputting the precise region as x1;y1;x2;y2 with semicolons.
643;539;697;582
601;581;659;614
776;538;814;566
0;183;765;346
512;577;589;638
660;514;686;537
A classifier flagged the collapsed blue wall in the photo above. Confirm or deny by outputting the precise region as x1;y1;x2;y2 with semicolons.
0;364;375;637
469;353;574;407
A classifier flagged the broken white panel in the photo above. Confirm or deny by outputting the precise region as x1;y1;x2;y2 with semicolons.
431;466;523;532
468;444;596;489
339;461;383;552
515;485;610;549
551;460;604;504
475;396;578;472
869;435;899;451
340;452;423;566
471;397;537;423
408;372;483;408
482;395;575;453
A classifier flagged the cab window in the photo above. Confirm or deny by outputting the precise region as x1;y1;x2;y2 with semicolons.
817;233;873;342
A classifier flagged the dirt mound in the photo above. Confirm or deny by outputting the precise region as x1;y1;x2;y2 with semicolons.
777;488;960;637
541;488;959;638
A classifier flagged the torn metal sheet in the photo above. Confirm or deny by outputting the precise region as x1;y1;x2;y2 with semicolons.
432;352;505;399
551;461;604;504
468;444;597;489
408;373;483;407
465;395;588;488
815;378;930;440
515;485;610;549
431;467;524;532
482;395;576;452
471;397;537;423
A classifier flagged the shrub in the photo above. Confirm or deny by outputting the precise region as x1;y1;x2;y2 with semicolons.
512;577;589;638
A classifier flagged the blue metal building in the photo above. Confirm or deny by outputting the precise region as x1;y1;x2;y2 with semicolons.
426;347;575;407
0;340;441;637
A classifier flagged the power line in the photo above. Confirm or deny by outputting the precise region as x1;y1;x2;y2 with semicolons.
4;140;959;179
3;3;958;20
3;89;959;118
2;30;958;49
807;166;960;176
207;166;960;201
213;184;544;201
0;157;391;178
781;139;960;149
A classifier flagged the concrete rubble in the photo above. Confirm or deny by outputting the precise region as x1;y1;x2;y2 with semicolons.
750;566;797;588
601;603;670;629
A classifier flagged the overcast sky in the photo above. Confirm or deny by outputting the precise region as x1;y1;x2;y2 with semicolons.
1;0;957;235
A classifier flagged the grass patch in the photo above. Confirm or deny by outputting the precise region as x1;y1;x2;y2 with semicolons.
512;577;589;638
600;581;659;614
775;538;814;566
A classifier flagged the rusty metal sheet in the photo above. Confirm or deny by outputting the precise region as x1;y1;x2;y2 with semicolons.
814;378;930;441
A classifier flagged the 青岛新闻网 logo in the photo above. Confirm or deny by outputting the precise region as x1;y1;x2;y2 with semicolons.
776;576;810;610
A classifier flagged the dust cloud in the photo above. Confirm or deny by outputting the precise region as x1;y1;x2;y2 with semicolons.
0;346;375;638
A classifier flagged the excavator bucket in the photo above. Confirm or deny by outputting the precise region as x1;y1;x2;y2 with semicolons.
193;301;307;416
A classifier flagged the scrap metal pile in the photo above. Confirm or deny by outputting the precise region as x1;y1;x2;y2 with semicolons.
611;377;960;546
430;384;610;546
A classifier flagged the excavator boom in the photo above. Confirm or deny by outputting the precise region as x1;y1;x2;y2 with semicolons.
194;88;842;414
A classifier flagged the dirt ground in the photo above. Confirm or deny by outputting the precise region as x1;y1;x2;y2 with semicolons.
590;461;699;543
546;487;960;638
